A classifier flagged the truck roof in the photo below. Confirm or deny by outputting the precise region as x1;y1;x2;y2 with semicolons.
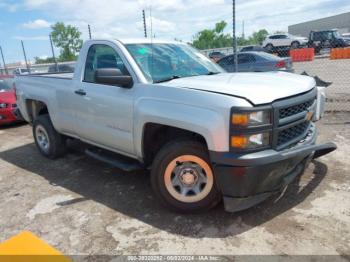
86;38;183;45
118;38;182;45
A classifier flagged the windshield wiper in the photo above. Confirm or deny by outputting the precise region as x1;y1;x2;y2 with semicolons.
206;71;220;75
154;75;181;83
154;72;220;83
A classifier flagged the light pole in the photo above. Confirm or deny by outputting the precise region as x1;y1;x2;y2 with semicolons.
88;24;92;39
49;34;59;72
232;0;238;72
0;46;8;75
21;40;30;73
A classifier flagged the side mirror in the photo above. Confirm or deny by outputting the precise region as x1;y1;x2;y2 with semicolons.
95;68;133;88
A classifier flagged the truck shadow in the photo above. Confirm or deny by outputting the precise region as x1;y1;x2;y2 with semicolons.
0;142;328;238
0;122;27;130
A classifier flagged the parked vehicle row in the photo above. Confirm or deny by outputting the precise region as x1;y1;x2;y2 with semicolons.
308;29;350;54
263;30;350;55
0;75;22;125
263;33;308;51
15;38;336;213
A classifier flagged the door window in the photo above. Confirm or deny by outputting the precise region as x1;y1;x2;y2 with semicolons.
218;55;234;66
280;35;288;39
238;54;252;64
84;44;130;83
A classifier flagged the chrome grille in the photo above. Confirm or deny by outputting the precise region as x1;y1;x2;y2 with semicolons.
277;122;310;147
279;99;314;119
273;89;317;150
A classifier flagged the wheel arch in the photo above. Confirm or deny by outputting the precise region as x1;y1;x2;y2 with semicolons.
141;123;209;166
25;99;49;123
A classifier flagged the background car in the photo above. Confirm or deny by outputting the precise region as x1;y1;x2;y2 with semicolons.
308;29;350;53
208;51;225;62
262;33;308;51
217;51;293;73
14;68;30;75
0;75;21;125
240;45;266;52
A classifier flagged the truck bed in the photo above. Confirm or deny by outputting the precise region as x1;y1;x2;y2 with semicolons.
21;72;74;79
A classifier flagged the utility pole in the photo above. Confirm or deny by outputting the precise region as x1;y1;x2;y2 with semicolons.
242;20;245;39
49;34;59;72
0;46;8;75
88;24;92;39
232;0;238;72
142;10;147;38
21;40;30;73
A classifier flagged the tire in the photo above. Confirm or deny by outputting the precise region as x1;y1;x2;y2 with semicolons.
291;41;300;49
151;139;221;213
33;114;66;159
265;44;273;52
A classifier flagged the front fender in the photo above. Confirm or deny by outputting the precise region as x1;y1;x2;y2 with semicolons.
134;98;230;159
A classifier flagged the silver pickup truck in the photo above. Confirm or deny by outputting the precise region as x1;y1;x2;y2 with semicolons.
16;39;336;213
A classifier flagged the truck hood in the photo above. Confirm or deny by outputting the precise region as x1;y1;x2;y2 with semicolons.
162;72;316;105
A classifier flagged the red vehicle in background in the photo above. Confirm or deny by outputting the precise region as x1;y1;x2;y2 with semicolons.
0;75;22;125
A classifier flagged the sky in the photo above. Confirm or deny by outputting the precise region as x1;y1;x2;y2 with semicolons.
0;0;349;63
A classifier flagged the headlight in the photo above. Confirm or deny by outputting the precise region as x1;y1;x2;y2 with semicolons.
231;132;270;150
231;110;271;127
0;103;8;108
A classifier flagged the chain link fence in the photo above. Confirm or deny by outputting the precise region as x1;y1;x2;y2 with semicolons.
200;40;350;112
1;34;349;113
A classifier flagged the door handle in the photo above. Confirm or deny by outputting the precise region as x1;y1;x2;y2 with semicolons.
74;89;86;96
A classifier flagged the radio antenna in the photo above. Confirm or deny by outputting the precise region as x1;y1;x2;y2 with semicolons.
150;4;154;81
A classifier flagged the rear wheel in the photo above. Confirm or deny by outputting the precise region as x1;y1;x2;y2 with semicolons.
265;43;273;52
291;41;300;49
151;140;221;213
33;115;67;159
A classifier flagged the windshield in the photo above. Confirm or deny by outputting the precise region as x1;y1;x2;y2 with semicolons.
332;31;341;38
125;43;224;83
0;78;14;91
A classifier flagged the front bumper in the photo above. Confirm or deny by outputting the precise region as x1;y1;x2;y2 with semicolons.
210;132;336;212
0;108;22;125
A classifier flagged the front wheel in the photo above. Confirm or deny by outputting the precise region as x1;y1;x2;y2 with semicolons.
151;140;221;213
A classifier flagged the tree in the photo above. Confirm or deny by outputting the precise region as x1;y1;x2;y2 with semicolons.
192;21;232;49
34;56;56;64
249;29;269;45
51;22;83;61
192;21;269;49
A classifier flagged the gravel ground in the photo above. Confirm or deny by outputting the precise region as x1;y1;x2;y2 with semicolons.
0;114;349;258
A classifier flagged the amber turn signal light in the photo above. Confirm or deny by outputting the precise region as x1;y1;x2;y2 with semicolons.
231;114;249;126
231;136;248;149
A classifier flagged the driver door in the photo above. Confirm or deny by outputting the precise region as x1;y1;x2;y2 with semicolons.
73;43;135;156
